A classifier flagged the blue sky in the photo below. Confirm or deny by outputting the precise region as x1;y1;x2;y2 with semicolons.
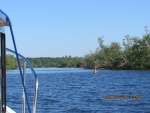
1;0;150;57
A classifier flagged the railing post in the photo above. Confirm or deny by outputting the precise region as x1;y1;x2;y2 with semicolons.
22;62;26;113
33;77;38;113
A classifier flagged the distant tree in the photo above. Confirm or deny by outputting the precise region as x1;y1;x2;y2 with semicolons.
6;54;17;69
98;36;105;50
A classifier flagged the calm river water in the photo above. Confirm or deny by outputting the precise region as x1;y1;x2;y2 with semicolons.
6;68;150;113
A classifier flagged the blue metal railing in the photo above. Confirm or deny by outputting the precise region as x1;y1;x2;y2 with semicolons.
0;9;38;113
6;48;38;113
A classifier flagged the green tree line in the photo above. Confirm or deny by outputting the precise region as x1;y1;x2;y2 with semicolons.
6;29;150;70
27;56;83;68
84;31;150;70
6;55;84;69
6;54;17;69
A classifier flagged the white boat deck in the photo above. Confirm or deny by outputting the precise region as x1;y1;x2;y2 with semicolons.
6;106;16;113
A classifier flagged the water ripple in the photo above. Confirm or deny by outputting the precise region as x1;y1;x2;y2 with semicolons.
6;68;150;113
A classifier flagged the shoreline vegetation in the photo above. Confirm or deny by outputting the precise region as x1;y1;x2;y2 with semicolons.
6;29;150;70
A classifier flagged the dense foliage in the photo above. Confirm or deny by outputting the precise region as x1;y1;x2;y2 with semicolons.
27;56;83;68
5;29;150;70
84;32;150;70
6;54;17;69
